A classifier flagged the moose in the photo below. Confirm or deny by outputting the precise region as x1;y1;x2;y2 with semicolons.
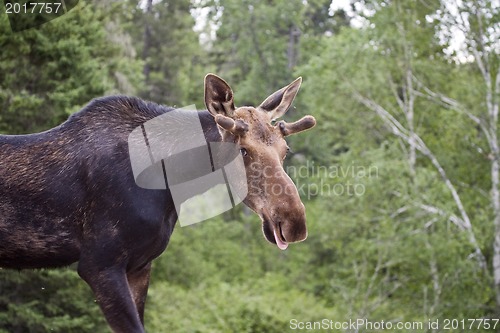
0;74;316;332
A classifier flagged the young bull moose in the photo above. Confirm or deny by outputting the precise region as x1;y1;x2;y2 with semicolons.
0;74;316;332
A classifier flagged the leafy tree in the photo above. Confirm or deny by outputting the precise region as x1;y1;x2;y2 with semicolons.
0;0;141;134
297;0;498;325
0;269;106;333
125;0;207;107
204;0;349;106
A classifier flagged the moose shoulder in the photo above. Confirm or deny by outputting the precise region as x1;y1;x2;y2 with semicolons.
0;74;316;333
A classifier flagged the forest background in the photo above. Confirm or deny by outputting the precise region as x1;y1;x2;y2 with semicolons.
0;0;499;332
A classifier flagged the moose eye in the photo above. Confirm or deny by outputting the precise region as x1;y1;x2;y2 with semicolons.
240;148;248;157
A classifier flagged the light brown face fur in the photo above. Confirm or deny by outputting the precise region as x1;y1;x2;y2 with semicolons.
204;74;316;250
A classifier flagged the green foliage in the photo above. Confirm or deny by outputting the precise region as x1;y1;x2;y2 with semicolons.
125;0;207;107
0;1;142;134
0;268;106;332
146;216;336;333
205;0;348;106
294;0;497;326
146;276;336;333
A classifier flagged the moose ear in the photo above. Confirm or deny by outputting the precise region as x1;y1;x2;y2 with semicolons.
258;77;302;120
204;74;235;117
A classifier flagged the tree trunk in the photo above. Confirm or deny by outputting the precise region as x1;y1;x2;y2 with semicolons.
142;0;153;82
287;25;300;70
489;77;500;309
354;92;487;269
492;156;500;308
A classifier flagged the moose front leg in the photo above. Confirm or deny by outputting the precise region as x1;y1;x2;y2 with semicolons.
127;262;152;324
77;260;145;333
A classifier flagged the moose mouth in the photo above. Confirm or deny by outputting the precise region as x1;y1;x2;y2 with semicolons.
261;214;288;251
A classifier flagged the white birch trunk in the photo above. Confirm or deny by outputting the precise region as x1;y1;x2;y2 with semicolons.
354;92;487;269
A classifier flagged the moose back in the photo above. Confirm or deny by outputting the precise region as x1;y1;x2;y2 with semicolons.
0;74;315;332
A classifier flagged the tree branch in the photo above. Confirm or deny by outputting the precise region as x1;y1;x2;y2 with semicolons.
412;74;495;148
354;92;487;270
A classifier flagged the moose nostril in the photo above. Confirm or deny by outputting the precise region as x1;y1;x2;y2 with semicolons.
281;219;307;243
279;223;287;242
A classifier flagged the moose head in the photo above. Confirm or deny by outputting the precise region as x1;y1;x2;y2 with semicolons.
204;74;316;250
